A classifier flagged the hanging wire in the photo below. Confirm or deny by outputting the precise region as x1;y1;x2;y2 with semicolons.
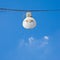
0;8;60;12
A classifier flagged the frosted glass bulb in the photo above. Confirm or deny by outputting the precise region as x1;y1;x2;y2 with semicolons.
22;12;36;29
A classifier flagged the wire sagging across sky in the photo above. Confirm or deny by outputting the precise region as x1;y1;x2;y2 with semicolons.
0;8;60;12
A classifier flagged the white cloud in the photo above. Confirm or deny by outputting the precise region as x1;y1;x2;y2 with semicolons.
16;36;50;60
6;36;52;60
44;36;49;40
19;36;49;48
40;41;48;48
28;37;34;44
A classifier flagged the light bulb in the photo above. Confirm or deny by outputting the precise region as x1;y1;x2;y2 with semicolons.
22;12;36;29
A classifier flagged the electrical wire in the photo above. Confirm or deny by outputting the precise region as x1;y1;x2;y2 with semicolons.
0;8;60;12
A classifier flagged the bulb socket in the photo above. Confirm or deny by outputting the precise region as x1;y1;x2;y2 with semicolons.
26;12;32;17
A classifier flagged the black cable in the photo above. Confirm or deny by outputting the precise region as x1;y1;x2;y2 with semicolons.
0;8;60;12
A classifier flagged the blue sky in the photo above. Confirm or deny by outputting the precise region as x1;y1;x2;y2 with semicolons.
0;0;60;60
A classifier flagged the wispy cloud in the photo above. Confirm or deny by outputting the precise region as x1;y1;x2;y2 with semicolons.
16;36;50;60
6;36;51;60
19;36;49;48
